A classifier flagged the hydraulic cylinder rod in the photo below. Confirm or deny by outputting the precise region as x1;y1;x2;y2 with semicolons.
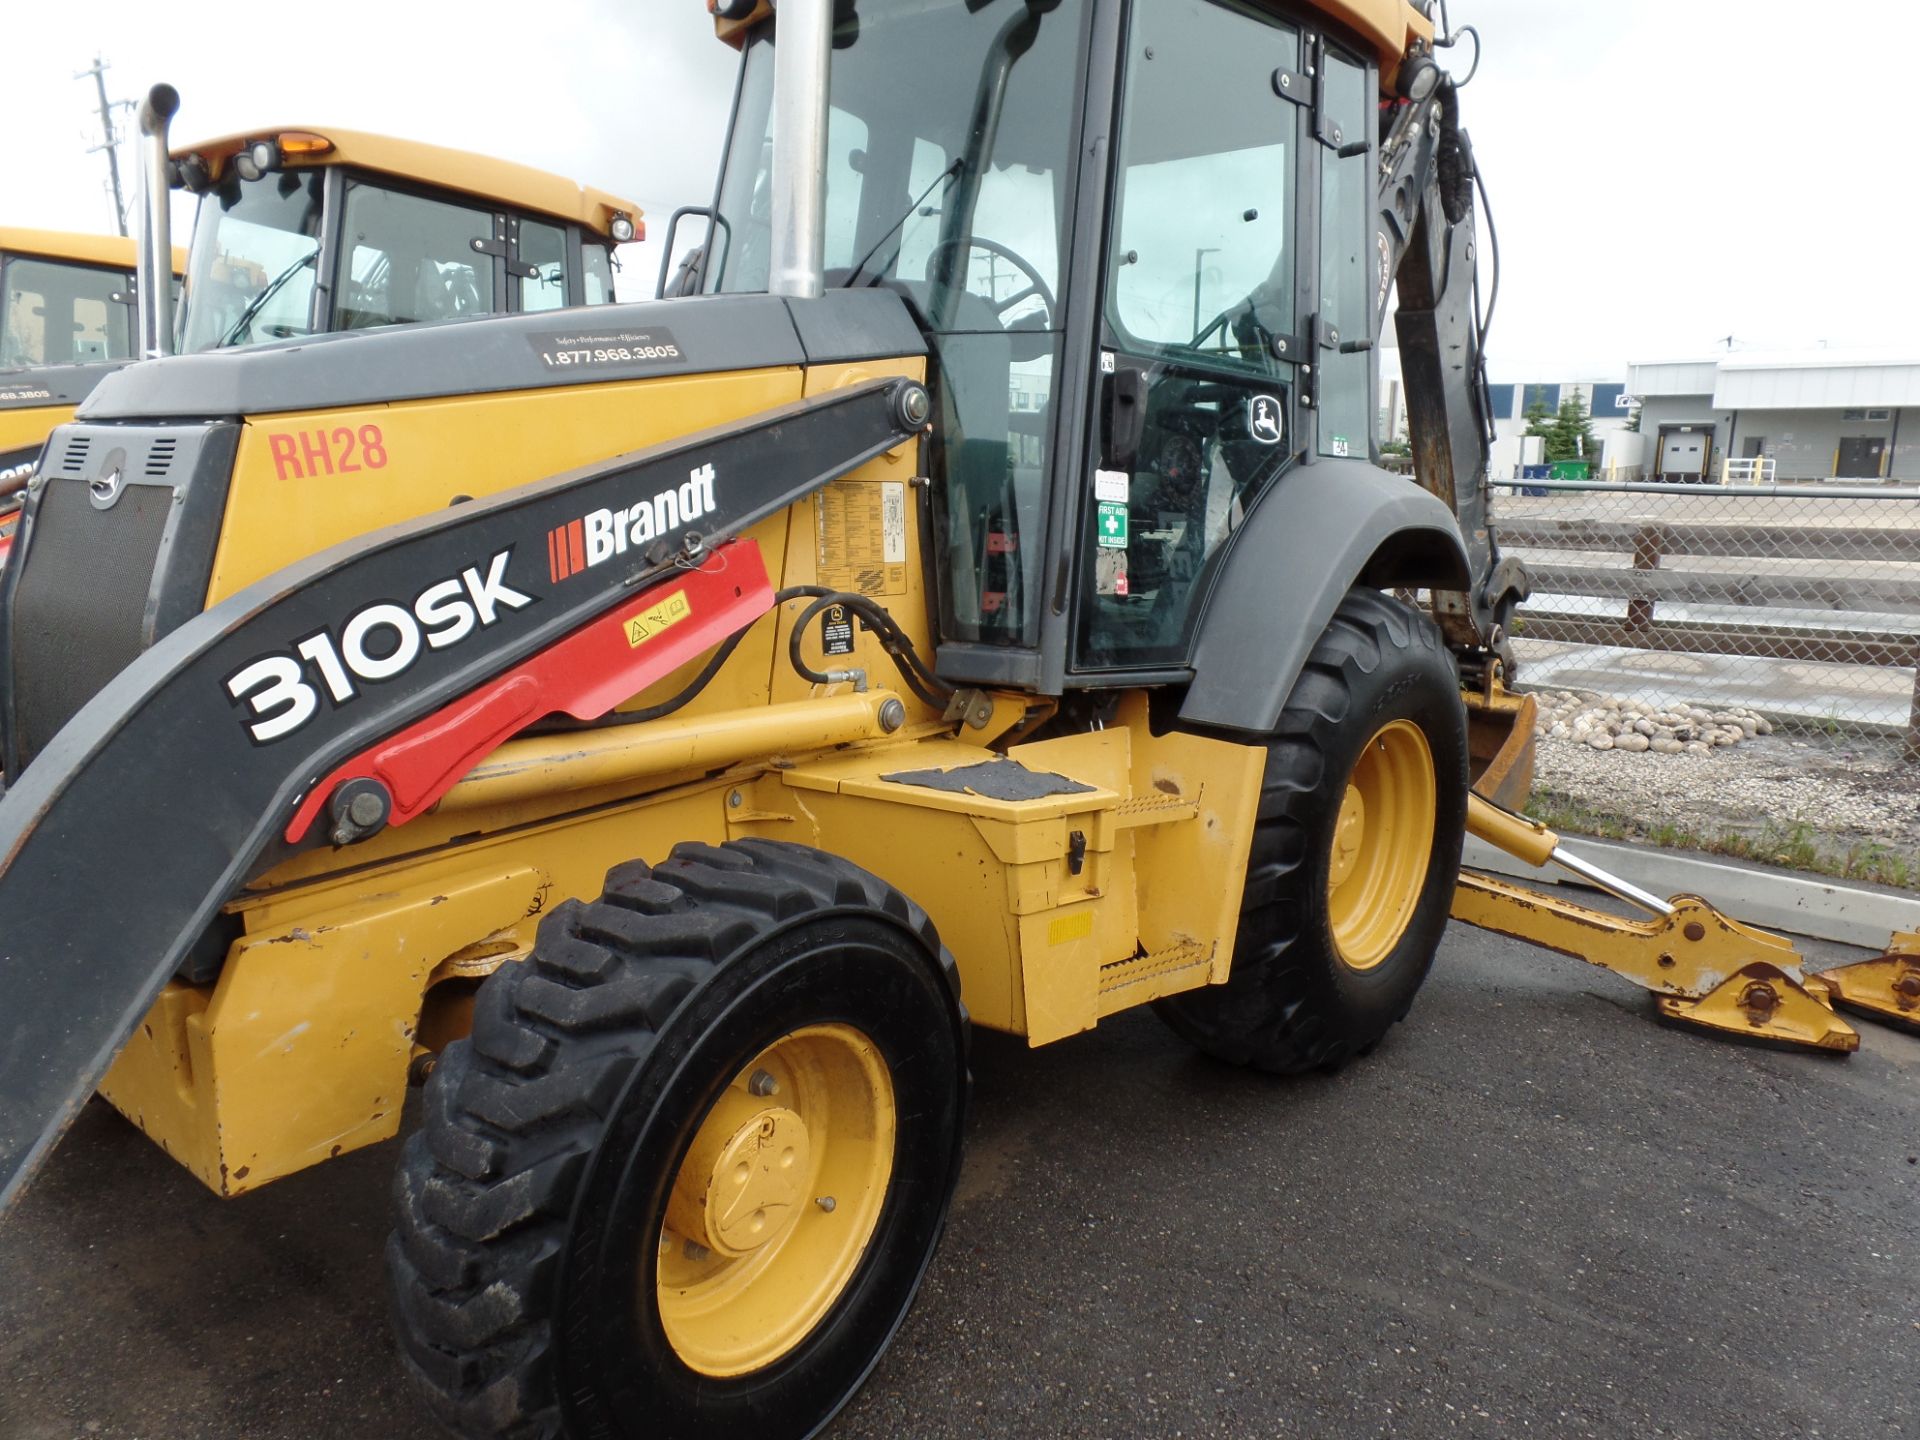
1466;793;1675;916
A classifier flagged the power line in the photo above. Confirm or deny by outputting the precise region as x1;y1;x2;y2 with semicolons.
76;56;133;237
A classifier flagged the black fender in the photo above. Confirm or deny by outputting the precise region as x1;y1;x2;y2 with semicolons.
1180;459;1471;735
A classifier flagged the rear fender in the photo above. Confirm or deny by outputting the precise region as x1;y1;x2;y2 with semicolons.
1180;459;1470;736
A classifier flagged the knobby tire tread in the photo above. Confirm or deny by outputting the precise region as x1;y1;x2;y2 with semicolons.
1156;588;1466;1074
389;839;956;1440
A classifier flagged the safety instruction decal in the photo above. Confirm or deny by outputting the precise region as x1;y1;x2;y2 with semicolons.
817;480;908;597
624;588;692;647
821;603;855;657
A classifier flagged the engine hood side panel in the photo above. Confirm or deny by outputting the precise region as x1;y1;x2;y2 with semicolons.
77;290;926;422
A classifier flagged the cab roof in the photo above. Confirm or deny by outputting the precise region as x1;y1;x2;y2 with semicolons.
717;0;1434;80
0;226;185;276
171;127;644;240
1326;0;1436;73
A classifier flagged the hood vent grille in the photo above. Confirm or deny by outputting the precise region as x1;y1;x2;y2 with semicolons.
143;437;178;478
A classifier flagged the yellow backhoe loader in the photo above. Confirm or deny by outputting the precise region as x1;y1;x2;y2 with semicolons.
0;4;1912;1439
0;226;183;487
0;84;642;538
0;227;181;369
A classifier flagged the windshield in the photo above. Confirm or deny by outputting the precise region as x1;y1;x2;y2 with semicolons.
180;169;324;353
710;4;1075;317
1;256;134;367
710;0;1088;650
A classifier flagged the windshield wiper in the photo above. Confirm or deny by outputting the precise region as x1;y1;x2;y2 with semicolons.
845;156;964;289
217;250;317;349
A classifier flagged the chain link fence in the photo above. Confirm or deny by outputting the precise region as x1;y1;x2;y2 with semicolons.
1489;478;1920;755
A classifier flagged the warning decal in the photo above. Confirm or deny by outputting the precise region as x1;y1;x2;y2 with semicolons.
623;588;693;647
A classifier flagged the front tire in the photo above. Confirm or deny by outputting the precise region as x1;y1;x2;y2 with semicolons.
389;840;968;1440
1157;587;1468;1072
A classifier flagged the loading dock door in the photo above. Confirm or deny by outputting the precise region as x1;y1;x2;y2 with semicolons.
1659;430;1708;482
1836;436;1887;479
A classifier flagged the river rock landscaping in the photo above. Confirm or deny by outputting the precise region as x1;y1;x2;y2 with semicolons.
1519;689;1920;888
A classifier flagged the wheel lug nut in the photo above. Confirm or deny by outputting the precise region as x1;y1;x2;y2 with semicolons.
748;1069;779;1097
816;1196;837;1213
683;1240;711;1261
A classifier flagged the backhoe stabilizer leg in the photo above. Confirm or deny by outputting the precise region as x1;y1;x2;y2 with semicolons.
1819;932;1920;1033
1455;794;1858;1052
1451;872;1860;1054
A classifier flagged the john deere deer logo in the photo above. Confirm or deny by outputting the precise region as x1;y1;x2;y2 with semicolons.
1248;394;1283;446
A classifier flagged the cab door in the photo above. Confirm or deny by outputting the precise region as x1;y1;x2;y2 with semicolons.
1073;0;1305;672
1073;0;1374;675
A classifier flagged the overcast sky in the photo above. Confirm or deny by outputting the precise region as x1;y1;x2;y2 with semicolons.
5;0;1909;383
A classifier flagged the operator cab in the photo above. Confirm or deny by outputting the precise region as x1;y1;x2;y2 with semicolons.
170;128;640;351
701;0;1391;692
0;229;182;368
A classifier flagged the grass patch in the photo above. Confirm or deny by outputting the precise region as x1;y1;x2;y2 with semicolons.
1523;790;1920;891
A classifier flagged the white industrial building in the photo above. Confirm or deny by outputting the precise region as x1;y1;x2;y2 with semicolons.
1627;351;1920;482
1380;373;1635;477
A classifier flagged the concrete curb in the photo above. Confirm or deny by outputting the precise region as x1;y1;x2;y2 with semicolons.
1461;834;1920;950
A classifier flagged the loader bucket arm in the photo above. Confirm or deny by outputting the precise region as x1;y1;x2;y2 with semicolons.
0;377;928;1211
1376;59;1529;657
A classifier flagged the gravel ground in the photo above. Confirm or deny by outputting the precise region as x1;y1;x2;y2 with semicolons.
1532;728;1920;859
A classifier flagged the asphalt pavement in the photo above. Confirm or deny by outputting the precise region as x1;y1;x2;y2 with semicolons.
2;923;1915;1440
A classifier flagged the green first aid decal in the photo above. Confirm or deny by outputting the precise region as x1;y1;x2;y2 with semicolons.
1096;501;1128;549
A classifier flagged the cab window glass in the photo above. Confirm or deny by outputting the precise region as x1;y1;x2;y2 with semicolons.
517;218;569;313
1106;0;1297;374
337;180;496;329
179;169;324;352
1318;49;1372;458
709;1;1086;650
0;258;132;366
823;108;871;270
583;242;616;304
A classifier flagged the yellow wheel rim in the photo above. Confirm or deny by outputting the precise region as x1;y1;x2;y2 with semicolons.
1326;719;1437;972
654;1023;896;1378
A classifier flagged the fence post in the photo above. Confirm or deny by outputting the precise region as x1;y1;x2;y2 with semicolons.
1627;523;1662;633
1908;658;1920;765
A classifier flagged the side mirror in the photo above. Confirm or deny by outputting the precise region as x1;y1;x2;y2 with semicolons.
655;207;723;299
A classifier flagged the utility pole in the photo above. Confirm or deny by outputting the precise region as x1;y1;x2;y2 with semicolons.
1192;247;1220;338
77;56;131;236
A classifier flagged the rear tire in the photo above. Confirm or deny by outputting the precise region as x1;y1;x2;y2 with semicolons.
1156;587;1467;1072
388;839;968;1440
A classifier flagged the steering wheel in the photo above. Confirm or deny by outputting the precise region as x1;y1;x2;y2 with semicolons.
925;236;1057;333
